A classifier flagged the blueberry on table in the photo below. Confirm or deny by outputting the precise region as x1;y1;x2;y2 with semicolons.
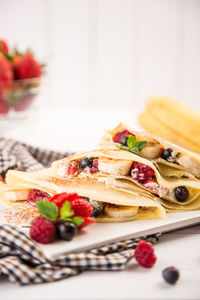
58;222;77;241
89;199;103;217
161;148;173;161
120;136;128;146
162;266;179;284
174;186;189;202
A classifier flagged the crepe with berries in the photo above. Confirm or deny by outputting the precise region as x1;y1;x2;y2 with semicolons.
100;123;200;179
51;148;200;212
1;168;166;223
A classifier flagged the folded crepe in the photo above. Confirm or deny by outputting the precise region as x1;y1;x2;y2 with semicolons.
1;168;165;224
51;145;200;213
100;123;200;179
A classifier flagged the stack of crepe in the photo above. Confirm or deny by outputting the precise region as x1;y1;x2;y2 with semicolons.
1;123;200;225
138;97;200;154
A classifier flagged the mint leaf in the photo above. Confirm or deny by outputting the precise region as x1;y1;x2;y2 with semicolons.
135;141;147;150
71;217;84;226
36;200;58;221
58;217;84;226
129;147;140;154
117;144;125;150
60;201;74;219
127;135;136;148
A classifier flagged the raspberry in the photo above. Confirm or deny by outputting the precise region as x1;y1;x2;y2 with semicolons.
135;240;157;268
77;217;94;230
70;198;93;217
27;189;51;206
66;160;80;176
49;192;79;209
89;158;98;174
130;162;155;183
30;216;56;244
112;129;134;143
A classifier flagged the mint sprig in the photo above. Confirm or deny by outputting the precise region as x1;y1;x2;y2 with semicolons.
60;201;74;219
116;135;147;154
36;200;84;226
36;200;58;221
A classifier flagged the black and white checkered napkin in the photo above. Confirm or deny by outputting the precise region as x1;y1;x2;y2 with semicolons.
0;138;160;285
0;224;160;285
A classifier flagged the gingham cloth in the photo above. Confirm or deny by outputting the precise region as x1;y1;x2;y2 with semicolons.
0;138;160;285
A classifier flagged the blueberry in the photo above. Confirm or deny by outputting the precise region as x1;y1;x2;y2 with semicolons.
161;148;173;161
120;136;128;146
162;266;179;284
174;186;189;202
57;222;77;241
87;158;94;168
89;199;103;217
80;158;89;169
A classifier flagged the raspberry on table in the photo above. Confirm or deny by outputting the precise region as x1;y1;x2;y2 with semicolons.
70;198;93;217
77;217;94;230
27;189;51;206
49;192;79;209
30;216;56;244
134;240;157;268
130;162;155;183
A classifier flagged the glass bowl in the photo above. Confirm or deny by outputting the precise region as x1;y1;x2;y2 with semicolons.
0;77;41;121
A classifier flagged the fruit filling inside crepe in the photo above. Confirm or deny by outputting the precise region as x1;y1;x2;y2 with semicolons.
100;123;200;179
1;170;165;223
52;149;200;204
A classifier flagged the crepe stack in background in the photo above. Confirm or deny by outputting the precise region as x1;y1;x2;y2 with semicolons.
138;97;200;154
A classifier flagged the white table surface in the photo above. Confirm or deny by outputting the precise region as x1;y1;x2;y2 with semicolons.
1;107;200;299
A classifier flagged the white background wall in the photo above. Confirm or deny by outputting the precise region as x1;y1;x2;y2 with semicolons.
0;0;200;110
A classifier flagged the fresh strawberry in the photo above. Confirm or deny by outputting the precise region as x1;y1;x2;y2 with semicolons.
0;174;4;183
77;217;94;230
0;53;13;85
0;40;9;53
13;53;23;71
15;52;42;79
49;192;79;209
0;100;9;114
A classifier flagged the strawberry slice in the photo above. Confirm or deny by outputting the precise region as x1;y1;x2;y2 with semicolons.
49;192;79;209
0;174;4;183
77;217;94;230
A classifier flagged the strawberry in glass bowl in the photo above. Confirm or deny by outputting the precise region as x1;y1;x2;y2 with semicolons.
0;39;45;121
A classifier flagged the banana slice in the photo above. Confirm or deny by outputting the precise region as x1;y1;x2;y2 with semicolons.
177;155;200;178
104;204;138;218
4;190;29;201
139;139;160;159
98;158;132;176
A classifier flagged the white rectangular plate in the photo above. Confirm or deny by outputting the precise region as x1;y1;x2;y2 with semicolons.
30;210;200;259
